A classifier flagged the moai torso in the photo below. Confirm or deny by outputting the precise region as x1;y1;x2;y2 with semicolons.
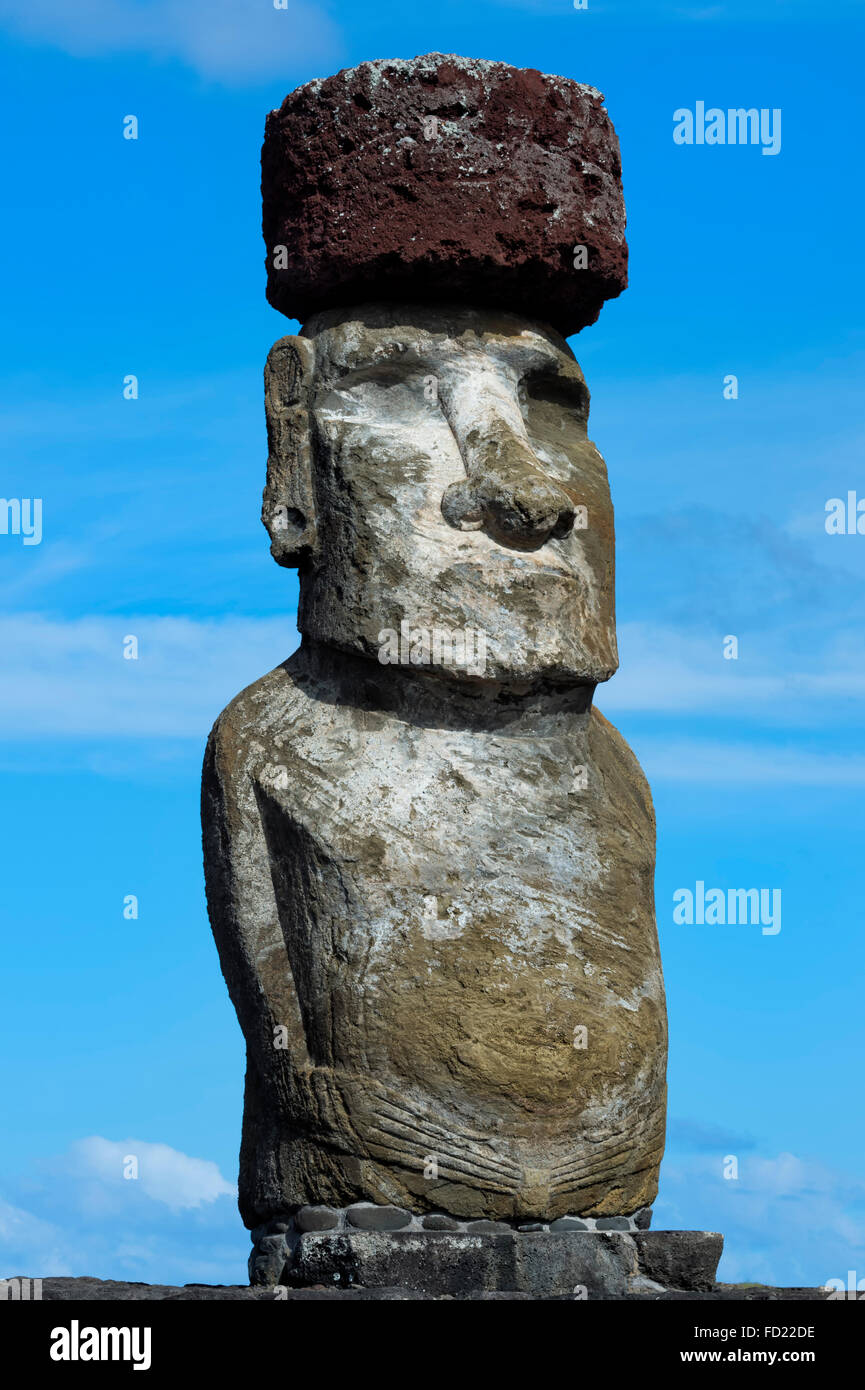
203;56;667;1238
204;645;665;1224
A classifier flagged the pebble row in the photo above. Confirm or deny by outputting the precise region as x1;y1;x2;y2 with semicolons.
252;1202;652;1241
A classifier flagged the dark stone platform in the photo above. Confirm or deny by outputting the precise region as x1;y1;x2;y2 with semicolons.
277;1228;722;1298
2;1227;833;1302
2;1274;831;1302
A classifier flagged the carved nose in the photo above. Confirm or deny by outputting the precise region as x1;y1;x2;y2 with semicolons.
441;426;576;548
438;363;576;549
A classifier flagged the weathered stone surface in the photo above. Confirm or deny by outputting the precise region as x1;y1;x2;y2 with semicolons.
261;306;621;681
296;1205;340;1232
282;1229;725;1296
421;1214;460;1231
596;1217;631;1231
11;1275;832;1301
248;1233;288;1286
262;54;627;335
346;1203;412;1231
645;1288;833;1302
632;1231;724;1294
4;1276;427;1301
287;1230;638;1297
550;1218;590;1232
203;301;667;1228
634;1206;653;1230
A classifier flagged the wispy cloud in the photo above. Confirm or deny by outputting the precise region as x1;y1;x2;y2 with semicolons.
635;738;865;787
667;1116;757;1153
494;0;862;20
0;1197;75;1277
58;1137;235;1212
589;0;860;21
0;614;297;739
659;1143;865;1287
0;0;343;83
601;612;865;782
602;621;865;722
1;1138;241;1284
637;738;865;786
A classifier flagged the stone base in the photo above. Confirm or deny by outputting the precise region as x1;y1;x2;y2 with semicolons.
4;1275;833;1301
253;1226;724;1298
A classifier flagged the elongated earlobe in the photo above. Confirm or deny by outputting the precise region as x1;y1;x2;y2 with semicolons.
262;335;318;567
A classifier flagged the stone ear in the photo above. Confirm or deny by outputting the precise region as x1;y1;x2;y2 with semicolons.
262;335;318;568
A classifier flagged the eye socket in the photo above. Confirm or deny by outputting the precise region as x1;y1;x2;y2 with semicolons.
316;373;431;423
329;355;433;392
522;370;590;422
337;365;416;390
315;360;441;421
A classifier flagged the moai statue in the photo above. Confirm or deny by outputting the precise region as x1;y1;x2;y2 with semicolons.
203;54;667;1285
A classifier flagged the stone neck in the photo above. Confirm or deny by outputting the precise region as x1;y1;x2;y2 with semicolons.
291;637;597;737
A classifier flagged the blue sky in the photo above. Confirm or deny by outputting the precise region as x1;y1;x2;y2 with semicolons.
1;0;863;1290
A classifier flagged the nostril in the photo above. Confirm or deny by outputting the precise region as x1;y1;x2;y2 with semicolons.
441;480;485;531
506;507;558;540
507;478;574;538
442;473;577;545
549;489;576;538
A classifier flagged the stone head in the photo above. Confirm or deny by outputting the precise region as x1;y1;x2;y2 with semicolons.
262;302;618;686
